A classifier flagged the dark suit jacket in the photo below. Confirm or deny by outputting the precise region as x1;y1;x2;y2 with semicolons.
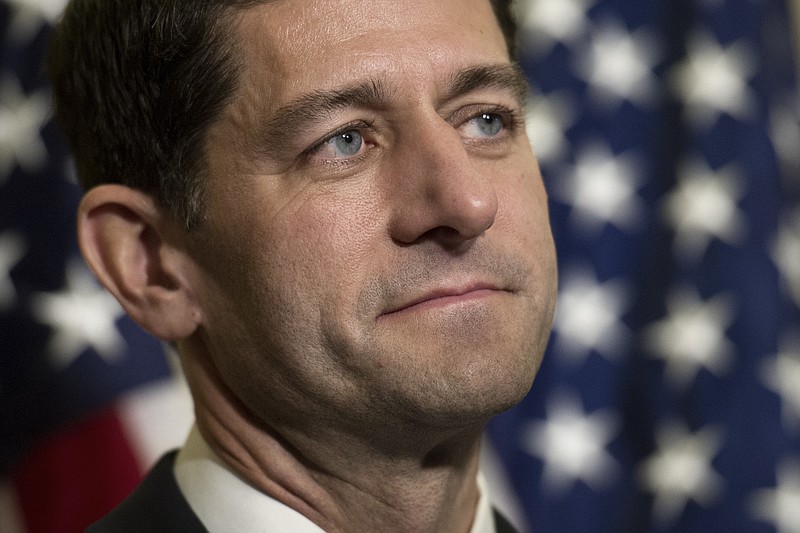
87;452;519;533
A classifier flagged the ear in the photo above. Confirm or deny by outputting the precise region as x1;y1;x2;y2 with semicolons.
77;184;202;341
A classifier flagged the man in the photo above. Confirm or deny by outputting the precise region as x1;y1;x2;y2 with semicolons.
47;0;558;531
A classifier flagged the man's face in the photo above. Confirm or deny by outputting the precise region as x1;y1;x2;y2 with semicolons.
188;0;557;437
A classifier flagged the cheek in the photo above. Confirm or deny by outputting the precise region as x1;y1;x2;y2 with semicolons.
196;184;387;378
278;183;382;267
494;158;551;237
495;163;558;321
256;183;387;324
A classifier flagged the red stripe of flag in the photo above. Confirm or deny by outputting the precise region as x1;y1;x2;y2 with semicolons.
12;407;143;533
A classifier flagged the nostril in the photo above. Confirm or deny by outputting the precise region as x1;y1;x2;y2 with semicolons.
420;226;482;252
388;183;498;246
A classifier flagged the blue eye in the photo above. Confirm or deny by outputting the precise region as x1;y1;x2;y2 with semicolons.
461;112;505;140
328;130;363;157
474;113;503;136
304;123;375;165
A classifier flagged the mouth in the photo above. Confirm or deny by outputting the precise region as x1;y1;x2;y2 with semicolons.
379;283;509;319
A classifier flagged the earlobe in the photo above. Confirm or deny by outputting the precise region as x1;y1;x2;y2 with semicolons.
77;184;201;341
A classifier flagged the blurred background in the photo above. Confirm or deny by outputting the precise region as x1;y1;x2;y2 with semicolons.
1;0;799;532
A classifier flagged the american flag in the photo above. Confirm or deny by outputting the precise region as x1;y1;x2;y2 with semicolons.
487;0;800;532
0;2;193;531
1;1;798;532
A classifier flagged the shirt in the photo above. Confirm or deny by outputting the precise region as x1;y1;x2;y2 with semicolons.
174;425;496;533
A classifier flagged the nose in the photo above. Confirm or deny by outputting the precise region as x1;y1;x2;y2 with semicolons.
388;118;498;248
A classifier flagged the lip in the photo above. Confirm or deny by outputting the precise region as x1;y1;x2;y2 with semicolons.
379;282;506;318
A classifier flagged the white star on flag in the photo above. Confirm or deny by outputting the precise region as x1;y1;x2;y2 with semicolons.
553;142;645;235
31;259;127;369
552;267;630;365
573;18;660;110
518;0;594;55
5;0;69;42
750;459;800;533
760;332;800;433
643;288;736;388
663;157;747;264
521;390;619;494
670;30;758;128
0;77;50;184
639;421;725;526
0;231;26;311
525;90;578;165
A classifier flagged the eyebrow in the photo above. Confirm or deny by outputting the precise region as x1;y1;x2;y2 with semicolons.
256;63;531;159
442;63;531;108
258;80;391;157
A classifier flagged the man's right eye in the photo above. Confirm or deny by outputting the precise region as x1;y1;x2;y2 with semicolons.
307;123;375;163
325;131;364;158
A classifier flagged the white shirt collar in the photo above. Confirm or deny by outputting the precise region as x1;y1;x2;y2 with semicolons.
174;425;496;533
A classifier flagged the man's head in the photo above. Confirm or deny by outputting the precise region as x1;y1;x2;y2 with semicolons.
47;0;518;231
50;0;556;452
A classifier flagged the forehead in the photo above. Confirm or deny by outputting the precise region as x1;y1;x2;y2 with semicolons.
230;0;510;101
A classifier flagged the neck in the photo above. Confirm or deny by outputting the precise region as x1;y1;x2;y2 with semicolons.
182;346;486;533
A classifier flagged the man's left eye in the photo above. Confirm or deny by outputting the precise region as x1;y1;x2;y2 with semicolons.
315;130;365;159
462;112;505;139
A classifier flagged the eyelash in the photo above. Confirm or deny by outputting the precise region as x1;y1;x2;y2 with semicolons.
303;120;376;161
300;104;524;165
459;105;523;139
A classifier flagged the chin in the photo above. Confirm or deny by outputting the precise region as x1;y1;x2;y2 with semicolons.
464;361;539;418
387;348;540;431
